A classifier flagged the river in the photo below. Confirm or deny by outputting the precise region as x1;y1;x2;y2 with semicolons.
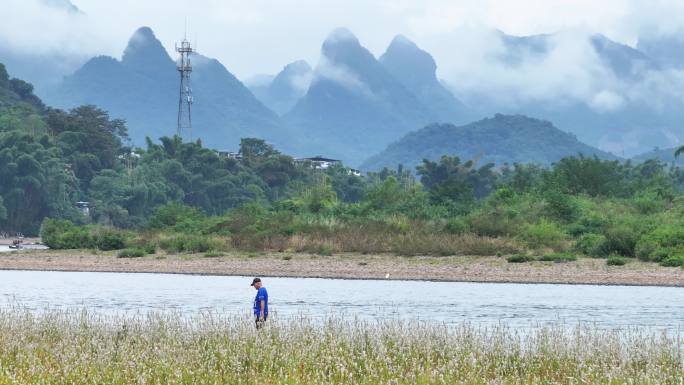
0;270;682;330
0;245;48;252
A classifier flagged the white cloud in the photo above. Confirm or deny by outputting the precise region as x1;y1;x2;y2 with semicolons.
3;0;678;79
0;0;107;56
313;55;374;98
5;0;684;116
289;72;313;93
590;90;626;113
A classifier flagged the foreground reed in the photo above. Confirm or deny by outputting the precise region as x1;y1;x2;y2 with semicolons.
0;310;681;384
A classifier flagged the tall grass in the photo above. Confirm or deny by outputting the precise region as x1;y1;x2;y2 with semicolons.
0;310;680;384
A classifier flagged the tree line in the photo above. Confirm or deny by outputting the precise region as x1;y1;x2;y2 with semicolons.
3;62;684;267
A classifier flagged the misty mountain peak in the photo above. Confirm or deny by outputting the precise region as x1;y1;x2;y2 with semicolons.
388;34;418;49
121;26;173;69
247;60;313;115
377;34;469;124
381;34;437;76
321;28;365;61
282;60;312;74
41;0;80;13
325;28;359;44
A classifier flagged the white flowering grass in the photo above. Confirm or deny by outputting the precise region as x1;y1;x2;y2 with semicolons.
0;309;681;384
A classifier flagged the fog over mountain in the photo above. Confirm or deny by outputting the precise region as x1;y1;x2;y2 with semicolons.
248;60;313;115
441;29;684;156
284;28;440;165
0;0;86;91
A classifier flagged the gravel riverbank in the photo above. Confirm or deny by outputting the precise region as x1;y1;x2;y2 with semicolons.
0;250;682;286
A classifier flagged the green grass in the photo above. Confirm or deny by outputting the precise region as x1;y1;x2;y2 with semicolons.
0;310;680;384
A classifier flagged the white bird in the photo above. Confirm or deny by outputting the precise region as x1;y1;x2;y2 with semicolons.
385;273;390;279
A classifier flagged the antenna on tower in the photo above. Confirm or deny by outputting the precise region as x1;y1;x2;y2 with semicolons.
175;32;193;139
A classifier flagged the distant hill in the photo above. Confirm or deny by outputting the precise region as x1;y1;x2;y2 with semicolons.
0;63;44;114
632;147;684;165
44;27;286;150
360;114;618;171
284;28;448;166
248;60;312;115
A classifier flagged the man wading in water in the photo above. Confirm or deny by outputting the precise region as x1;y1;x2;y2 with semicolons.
251;278;268;329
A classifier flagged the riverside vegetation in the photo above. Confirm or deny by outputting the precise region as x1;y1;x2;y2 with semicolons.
2;63;684;268
37;152;684;269
0;310;680;384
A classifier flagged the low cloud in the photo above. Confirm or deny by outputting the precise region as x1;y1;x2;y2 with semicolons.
313;55;374;98
590;91;625;113
289;72;313;93
426;27;619;109
6;0;684;128
0;0;109;57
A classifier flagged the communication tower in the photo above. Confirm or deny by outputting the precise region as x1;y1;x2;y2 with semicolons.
175;37;194;138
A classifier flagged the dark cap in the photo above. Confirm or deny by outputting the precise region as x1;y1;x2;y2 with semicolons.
250;277;261;286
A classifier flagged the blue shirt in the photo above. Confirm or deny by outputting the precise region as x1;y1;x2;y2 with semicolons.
253;287;268;316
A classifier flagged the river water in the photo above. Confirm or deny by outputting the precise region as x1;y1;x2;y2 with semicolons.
0;245;48;252
0;270;682;330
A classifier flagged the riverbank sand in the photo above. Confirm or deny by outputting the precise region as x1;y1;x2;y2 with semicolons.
0;250;682;286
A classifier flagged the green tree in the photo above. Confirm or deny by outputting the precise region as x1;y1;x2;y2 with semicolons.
543;156;627;197
417;155;496;211
0;131;80;234
47;105;128;190
239;138;279;160
0;196;6;221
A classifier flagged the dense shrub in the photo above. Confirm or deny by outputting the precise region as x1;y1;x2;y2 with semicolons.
635;240;657;261
466;209;520;237
444;217;468;234
598;226;639;257
159;235;223;253
538;253;577;262
573;233;606;257
506;254;535;263
635;224;684;261
519;220;565;250
142;244;156;254
566;213;607;237
606;256;628;266
40;219;78;249
94;228;127;251
633;190;666;214
117;248;145;258
40;219;94;249
660;255;684;267
148;202;205;230
543;189;578;222
40;219;132;250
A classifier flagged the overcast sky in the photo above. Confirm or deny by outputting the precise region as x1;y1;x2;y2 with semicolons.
4;0;684;81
